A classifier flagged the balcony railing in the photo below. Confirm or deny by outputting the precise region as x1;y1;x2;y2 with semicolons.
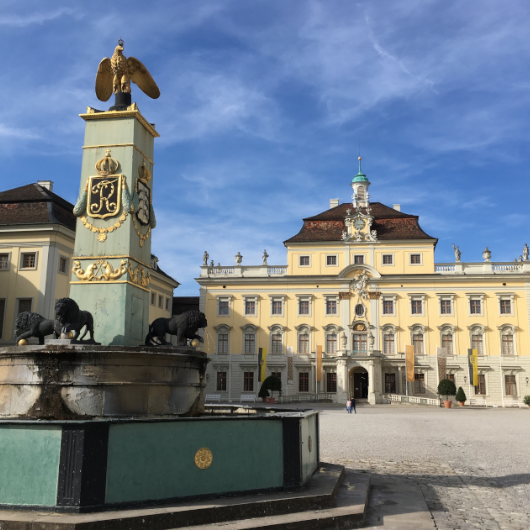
200;265;288;278
435;262;529;275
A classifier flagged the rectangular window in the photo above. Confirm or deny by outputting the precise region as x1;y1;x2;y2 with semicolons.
385;373;396;393
299;372;309;392
383;333;395;354
244;333;255;354
352;334;367;352
299;256;310;266
216;372;227;391
244;372;254;392
326;372;337;392
58;257;68;274
299;300;309;315
442;334;453;355
475;374;486;395
446;373;455;383
272;334;282;354
470;299;481;314
326;300;337;315
150;293;156;305
354;255;364;265
18;299;32;315
218;300;229;315
500;299;511;314
326;333;337;354
0;299;5;339
413;334;424;354
414;373;425;394
158;295;163;308
165;298;170;311
218;333;228;353
0;254;9;270
502;334;514;355
505;375;516;396
326;255;337;266
411;300;422;314
383;300;394;314
298;333;309;354
471;335;483;355
382;255;393;265
245;300;256;315
410;254;421;265
21;253;36;269
272;300;282;315
440;300;451;314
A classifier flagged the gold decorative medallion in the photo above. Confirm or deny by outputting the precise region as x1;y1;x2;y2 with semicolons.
72;259;128;282
194;448;213;470
87;175;122;219
308;436;312;452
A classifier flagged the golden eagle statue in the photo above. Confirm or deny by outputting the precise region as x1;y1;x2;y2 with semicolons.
95;39;160;101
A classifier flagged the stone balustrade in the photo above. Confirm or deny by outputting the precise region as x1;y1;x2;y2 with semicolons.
200;265;287;278
435;262;530;274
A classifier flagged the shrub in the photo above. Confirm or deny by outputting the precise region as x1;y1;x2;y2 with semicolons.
455;387;467;403
258;375;282;399
437;379;457;400
523;395;530;406
258;384;270;398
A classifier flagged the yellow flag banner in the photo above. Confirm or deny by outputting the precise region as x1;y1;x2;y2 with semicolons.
317;345;323;382
405;345;415;382
468;348;478;386
258;347;268;382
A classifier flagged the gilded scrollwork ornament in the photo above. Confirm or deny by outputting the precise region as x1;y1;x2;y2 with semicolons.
127;260;151;288
72;259;128;281
131;158;156;246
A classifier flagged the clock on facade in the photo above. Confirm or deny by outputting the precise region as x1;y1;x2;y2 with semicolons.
353;219;365;230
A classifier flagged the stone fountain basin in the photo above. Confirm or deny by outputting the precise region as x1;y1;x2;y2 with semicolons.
0;345;208;420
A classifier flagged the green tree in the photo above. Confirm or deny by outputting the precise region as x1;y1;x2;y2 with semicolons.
437;379;457;400
258;375;282;399
455;387;467;403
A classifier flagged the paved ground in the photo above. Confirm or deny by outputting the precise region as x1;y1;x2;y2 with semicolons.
314;403;530;529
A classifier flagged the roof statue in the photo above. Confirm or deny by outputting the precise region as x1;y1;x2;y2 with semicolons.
95;39;160;101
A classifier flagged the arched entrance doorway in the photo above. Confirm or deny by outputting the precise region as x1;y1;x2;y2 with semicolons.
349;366;369;399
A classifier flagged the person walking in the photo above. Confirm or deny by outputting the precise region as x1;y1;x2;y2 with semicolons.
351;397;356;414
346;398;352;414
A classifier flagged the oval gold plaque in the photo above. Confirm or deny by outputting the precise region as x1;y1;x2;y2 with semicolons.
308;436;312;452
194;448;213;469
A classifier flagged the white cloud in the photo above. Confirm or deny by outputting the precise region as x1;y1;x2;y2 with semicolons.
0;8;81;27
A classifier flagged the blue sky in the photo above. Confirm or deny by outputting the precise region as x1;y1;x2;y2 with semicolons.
1;1;529;295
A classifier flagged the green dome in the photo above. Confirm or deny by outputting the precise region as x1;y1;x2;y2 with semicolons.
351;157;369;182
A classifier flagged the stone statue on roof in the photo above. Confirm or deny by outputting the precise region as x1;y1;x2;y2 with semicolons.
523;243;529;261
203;251;209;266
452;244;461;263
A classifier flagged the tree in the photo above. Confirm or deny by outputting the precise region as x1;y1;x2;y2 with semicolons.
455;386;467;403
259;375;282;399
437;379;457;401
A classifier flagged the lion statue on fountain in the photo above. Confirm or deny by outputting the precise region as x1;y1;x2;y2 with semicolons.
55;297;96;342
145;310;207;346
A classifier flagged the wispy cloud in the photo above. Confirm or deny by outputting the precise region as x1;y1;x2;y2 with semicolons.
0;8;81;27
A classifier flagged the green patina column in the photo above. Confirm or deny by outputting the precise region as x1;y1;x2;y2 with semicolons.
69;106;159;346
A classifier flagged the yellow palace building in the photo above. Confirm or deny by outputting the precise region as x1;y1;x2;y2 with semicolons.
198;159;530;406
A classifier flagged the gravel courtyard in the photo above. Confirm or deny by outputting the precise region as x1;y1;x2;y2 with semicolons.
316;403;530;529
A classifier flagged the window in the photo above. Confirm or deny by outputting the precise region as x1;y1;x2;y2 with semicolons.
385;373;396;393
471;334;483;355
271;371;281;380
326;333;337;354
382;254;393;265
58;257;68;274
0;299;5;339
326;300;337;315
218;333;228;353
383;333;395;354
470;300;481;315
326;372;337;392
502;333;514;355
413;333;424;354
272;300;282;315
299;372;309;392
21;252;36;269
216;372;227;391
299;256;310;266
355;304;364;317
244;372;254;392
382;299;394;315
165;298;170;311
475;374;486;395
244;333;255;354
446;373;455;383
245;300;256;315
218;300;229;316
18;299;32;315
354;255;364;265
442;334;453;355
500;299;511;314
299;300;309;315
0;253;9;270
410;254;421;265
352;334;367;352
326;255;337;266
440;300;451;314
505;375;516;396
272;333;283;354
158;295;163;308
150;292;156;305
357;186;365;200
414;373;425;394
411;300;422;315
298;333;309;354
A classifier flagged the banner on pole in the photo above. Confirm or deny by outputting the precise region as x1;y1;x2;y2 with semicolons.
468;348;478;386
316;345;323;382
436;346;447;383
405;345;415;382
258;347;268;382
287;346;294;384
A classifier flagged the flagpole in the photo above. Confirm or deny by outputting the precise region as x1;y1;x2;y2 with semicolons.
404;343;408;396
499;349;505;408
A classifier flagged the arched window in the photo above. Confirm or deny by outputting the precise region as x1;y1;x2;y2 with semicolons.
214;324;232;354
357;186;365;201
381;324;397;355
269;324;286;354
350;321;367;352
323;324;341;354
438;324;456;356
241;324;258;354
409;324;426;355
498;324;516;356
295;324;312;354
468;324;486;356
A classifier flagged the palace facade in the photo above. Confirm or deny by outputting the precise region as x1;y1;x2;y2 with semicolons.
198;159;530;406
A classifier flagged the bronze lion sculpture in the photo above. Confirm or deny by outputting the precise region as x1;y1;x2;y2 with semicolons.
145;310;207;346
16;312;62;345
55;297;95;342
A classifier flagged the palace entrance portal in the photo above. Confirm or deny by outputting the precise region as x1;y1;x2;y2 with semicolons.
349;367;369;399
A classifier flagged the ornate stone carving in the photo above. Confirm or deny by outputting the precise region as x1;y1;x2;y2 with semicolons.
453;244;461;262
127;261;151;288
482;247;491;262
203;251;209;266
524;243;529;261
235;252;243;266
72;259;128;281
262;249;269;265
